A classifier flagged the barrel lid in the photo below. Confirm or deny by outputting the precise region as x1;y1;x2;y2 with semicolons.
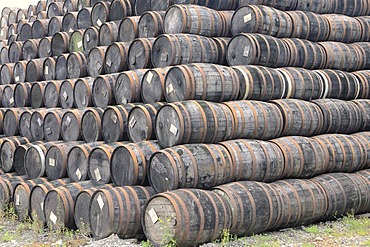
164;5;186;34
231;5;259;36
155;104;182;148
25;145;46;179
164;66;188;102
90;190;114;238
148;151;177;193
227;34;257;66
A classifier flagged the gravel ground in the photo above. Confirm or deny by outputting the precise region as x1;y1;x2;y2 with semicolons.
0;214;368;246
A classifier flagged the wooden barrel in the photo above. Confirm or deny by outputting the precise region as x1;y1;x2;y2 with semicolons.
13;178;49;220
82;26;99;51
2;85;16;107
166;5;232;37
109;0;133;21
138;11;165;38
30;109;55;141
44;181;93;229
0;176;28;210
313;134;368;173
43;57;57;80
14;82;32;107
45;141;83;180
47;2;64;18
352;100;370;131
352;132;370;169
221;139;284;182
64;0;79;13
87;46;107;77
0;46;10;64
165;63;239;102
143;189;231;246
212;37;231;65
0;27;8;40
270;136;329;178
104;42;130;74
26;58;47;82
44;80;62;108
134;0;150;15
352;70;370;99
237;0;331;13
55;54;69;80
29;178;70;223
73;77;95;108
88;143;126;185
99;21;119;46
91;1;111;27
43;109;69;141
24;142;58;179
77;7;92;29
8;41;23;63
16;9;28;21
313;99;363;134
81;107;105;142
0;137;29;172
30;81;48;108
152;34;221;67
19;22;33;41
355;16;370;42
118;16;140;42
68;29;85;52
111;141;161;186
323;14;361;43
141;67;170;103
156;101;234;148
128;38;155;70
22;39;40;60
128;103;165;142
78;0;91;9
114;69;148;104
92;73;120;107
19;110;34;141
51;32;70;56
38;37;52;58
151;0;238;11
37;11;48;20
61;109;87;141
271;99;324;136
3;108;28;136
0;63;15;84
60;79;78;108
48;16;63;36
101;104;136;142
225;100;283;140
67;142;104;182
27;5;37;18
66;51;88;79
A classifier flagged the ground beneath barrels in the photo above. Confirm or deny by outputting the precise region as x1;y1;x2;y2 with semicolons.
0;213;368;246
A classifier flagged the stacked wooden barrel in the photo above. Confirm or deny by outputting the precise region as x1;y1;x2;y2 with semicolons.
0;0;369;246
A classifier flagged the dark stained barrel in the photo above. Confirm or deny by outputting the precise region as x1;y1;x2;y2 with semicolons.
81;107;105;142
92;73;120;107
101;104;136;142
77;7;92;29
141;67;170;103
51;32;70;56
67;142;104;182
87;46;107;77
109;0;133;21
272;99;324;136
26;58;47;82
14;82;32;107
32;19;49;39
114;69;148;104
73;77;95;108
66;51;88;79
143;189;231;246
43;57;57;81
30;82;48;108
48;16;63;36
99;21;119;46
0;175;28;209
0;137;29;172
91;1;111;27
138;11;165;38
8;41;23;63
82;26;99;51
3;108;28;136
104;42;130;74
22;39;40;60
44;181;93;229
68;29;84;52
352;132;370;169
111;141;161;186
152;34;220;67
2;85;16;108
60;79;78;108
19;110;34;140
45;141;83;180
30;178;70;223
0;63;15;85
38;37;53;58
165;63;239;102
155;101;234;148
43;109;69;141
19;22;33;41
0;46;10;64
44;80;62;108
61;109;87;141
30;109;55;141
128;38;155;70
90;186;155;239
128;103;164;142
323;14;361;43
313;99;363;134
47;2;64;18
24;142;58;179
55;54;69;80
118;16;140;42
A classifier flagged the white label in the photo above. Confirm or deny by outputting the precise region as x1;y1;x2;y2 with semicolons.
243;46;249;57
97;19;102;27
86;34;90;42
30;11;33;16
40;201;44;210
45;127;52;135
9;97;14;104
37;117;42;126
82;96;86;105
170;124;178;136
76;168;82;180
0;30;3;36
94;168;101;181
15;76;19;82
111;114;117;123
121;98;127;104
63;91;68;99
129;117;136;129
45;66;49;75
28;55;31;60
69;28;73;33
15;195;20;206
148;208;159;224
106;59;112;67
97;194;104;210
66;116;71;124
12;29;15;35
166;83;174;94
77;41;83;48
50;211;57;224
146;72;153;84
244;13;252;23
63;7;67;13
49;158;55;167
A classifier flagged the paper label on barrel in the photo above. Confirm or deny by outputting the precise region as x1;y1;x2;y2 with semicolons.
170;124;178;136
45;65;49;75
0;30;3;36
12;29;15;35
63;91;68;99
111;114;117;124
161;53;168;62
148;208;159;224
94;168;101;181
66;116;71;125
50;211;57;224
69;28;73;33
82;96;86;105
45;127;52;135
77;41;83;48
15;195;20;206
129;117;137;129
37;118;43;126
76;168;82;180
97;19;102;27
243;47;249;57
86;34;90;42
9;97;14;104
121;98;128;104
106;59;112;67
15;76;19;82
146;72;153;84
166;84;174;94
97;194;104;210
63;7;67;13
30;11;33;16
49;158;55;167
244;13;252;23
40;201;44;210
28;55;31;60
